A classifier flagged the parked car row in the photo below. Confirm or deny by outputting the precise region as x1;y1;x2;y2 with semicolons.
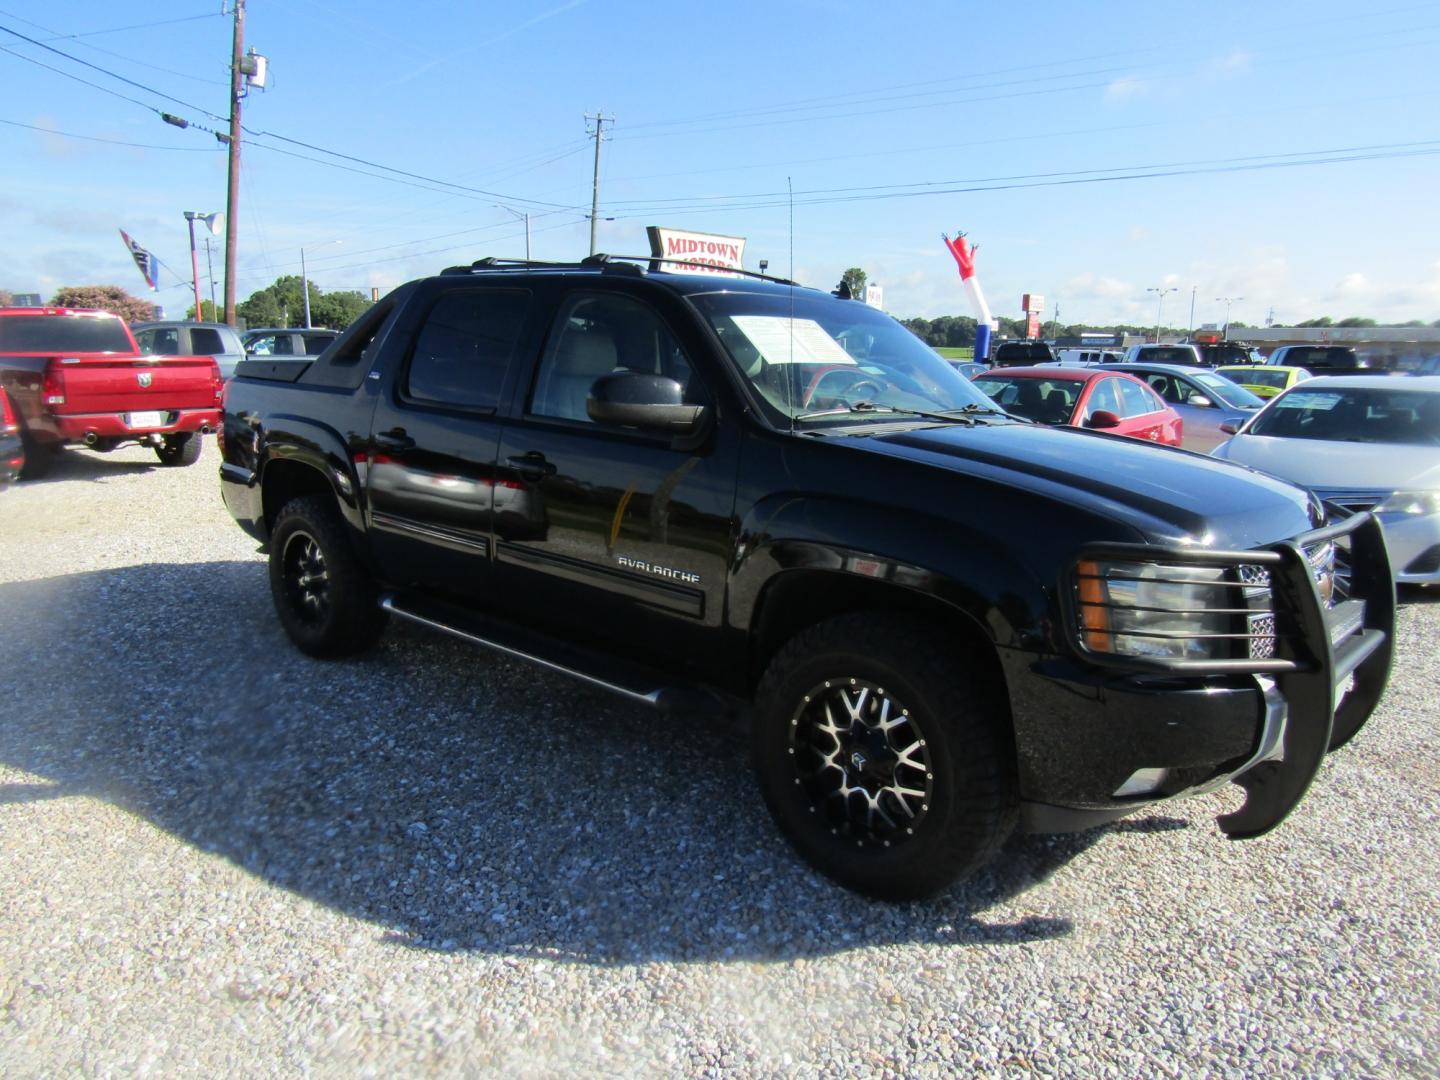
132;321;339;379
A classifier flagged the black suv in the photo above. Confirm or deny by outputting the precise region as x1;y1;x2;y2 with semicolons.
219;256;1395;899
990;340;1056;367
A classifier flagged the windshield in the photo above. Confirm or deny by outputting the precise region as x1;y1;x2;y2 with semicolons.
0;314;133;353
689;291;994;424
1248;386;1440;445
1220;367;1292;391
1192;370;1265;408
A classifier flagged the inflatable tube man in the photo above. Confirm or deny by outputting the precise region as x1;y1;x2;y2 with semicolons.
943;232;995;361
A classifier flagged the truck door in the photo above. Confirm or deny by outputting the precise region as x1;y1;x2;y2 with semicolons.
493;286;738;679
364;286;538;604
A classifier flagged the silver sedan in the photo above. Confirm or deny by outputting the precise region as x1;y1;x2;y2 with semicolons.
1098;363;1264;452
1211;376;1440;586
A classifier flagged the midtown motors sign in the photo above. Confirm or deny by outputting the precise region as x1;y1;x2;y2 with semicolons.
647;226;747;276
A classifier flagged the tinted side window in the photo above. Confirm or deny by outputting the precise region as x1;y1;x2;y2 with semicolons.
1085;378;1123;419
137;328;180;355
1118;378;1159;417
530;292;706;423
303;335;335;356
190;328;225;354
405;289;530;412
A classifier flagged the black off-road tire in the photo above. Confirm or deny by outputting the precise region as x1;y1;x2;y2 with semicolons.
268;495;387;658
753;612;1017;900
17;429;57;480
155;432;204;467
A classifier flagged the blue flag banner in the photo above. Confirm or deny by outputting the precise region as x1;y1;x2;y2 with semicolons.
119;229;160;292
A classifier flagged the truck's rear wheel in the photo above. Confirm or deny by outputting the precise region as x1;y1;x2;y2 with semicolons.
155;432;203;467
753;613;1016;899
268;495;386;657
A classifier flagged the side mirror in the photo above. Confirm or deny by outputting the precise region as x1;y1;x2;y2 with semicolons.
1219;420;1240;435
1086;409;1121;430
587;371;707;434
1189;395;1213;408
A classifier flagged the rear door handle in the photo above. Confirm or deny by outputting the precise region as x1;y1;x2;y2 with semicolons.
374;428;415;452
506;451;557;480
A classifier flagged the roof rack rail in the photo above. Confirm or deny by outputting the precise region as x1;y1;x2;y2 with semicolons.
437;253;798;286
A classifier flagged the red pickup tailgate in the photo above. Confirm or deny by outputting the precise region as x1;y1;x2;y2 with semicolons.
49;355;220;415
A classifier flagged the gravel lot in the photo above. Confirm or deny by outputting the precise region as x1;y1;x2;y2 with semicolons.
1;440;1437;1078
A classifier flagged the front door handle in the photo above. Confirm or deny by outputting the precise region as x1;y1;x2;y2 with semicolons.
374;428;415;452
506;451;557;480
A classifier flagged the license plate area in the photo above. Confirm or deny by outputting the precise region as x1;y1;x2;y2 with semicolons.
125;411;167;429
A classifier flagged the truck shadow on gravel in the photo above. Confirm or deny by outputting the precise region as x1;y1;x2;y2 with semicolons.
0;561;1207;964
19;448;158;484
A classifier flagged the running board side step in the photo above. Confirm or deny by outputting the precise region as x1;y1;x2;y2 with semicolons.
379;593;735;717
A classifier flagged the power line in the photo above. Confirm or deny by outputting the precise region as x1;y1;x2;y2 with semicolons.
29;11;224;41
0;116;225;151
0;7;226;85
600;143;1440;221
0;21;224;119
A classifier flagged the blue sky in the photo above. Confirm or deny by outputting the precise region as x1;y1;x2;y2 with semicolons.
3;0;1438;327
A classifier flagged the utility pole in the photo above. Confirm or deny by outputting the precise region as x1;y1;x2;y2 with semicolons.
222;0;245;326
1187;285;1197;339
586;111;611;256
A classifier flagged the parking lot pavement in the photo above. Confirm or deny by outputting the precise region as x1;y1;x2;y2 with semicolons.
2;441;1438;1076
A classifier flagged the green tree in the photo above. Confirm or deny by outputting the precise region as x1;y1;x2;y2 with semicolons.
310;289;372;329
837;267;867;296
50;284;155;321
1296;317;1333;328
1336;317;1377;328
185;299;221;321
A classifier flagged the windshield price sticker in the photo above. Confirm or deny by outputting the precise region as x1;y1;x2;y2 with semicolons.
731;316;856;366
1277;392;1342;410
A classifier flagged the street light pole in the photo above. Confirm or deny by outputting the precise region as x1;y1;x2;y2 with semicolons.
1188;285;1197;340
1146;286;1178;344
183;212;203;321
496;205;531;260
1215;296;1244;340
301;246;311;329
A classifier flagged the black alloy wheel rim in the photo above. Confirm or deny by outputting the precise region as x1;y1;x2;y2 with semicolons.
787;677;934;848
281;530;330;624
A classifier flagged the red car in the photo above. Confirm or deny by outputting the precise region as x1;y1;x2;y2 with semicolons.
972;366;1183;446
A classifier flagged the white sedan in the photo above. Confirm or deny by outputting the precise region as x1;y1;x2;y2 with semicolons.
1212;376;1440;586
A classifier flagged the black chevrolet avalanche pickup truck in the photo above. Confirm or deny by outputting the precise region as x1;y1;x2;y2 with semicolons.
219;256;1395;899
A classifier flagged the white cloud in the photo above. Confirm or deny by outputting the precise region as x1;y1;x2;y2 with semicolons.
1104;77;1146;102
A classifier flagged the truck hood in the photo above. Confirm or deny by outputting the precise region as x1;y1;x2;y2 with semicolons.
851;421;1319;549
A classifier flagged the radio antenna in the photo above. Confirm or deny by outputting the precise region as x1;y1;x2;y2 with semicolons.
787;175;796;435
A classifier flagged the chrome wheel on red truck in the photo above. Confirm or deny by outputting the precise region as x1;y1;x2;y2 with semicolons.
267;496;387;658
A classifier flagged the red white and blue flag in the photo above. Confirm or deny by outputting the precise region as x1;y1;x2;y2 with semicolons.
118;229;160;292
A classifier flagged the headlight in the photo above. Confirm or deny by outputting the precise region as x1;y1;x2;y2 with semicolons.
1375;490;1440;516
1074;560;1248;661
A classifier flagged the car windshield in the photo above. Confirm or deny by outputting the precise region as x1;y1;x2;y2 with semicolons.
1248;386;1440;445
1192;371;1264;407
972;374;1084;423
0;314;133;353
1220;367;1291;391
689;290;994;424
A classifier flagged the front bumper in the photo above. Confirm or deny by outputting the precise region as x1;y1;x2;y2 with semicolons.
1011;512;1394;837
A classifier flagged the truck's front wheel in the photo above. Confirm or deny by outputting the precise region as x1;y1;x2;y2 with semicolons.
753;613;1016;900
268;495;386;657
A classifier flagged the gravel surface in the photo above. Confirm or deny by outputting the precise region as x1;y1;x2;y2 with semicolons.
1;440;1438;1078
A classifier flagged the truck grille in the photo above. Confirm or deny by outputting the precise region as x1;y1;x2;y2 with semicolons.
1236;542;1336;661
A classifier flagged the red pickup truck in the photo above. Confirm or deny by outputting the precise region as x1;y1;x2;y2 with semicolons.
0;307;223;479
